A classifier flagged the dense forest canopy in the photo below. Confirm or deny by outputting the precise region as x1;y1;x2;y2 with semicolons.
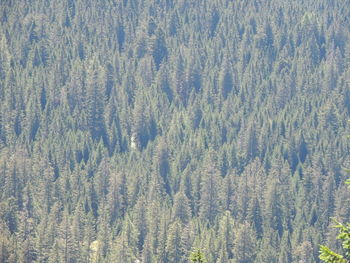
0;0;350;262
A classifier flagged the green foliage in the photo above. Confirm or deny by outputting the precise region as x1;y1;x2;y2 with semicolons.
319;129;350;263
190;248;206;263
319;243;346;263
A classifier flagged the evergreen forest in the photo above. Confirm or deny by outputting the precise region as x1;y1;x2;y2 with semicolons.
1;0;350;262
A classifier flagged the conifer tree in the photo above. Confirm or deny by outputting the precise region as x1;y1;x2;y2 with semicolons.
199;153;220;223
233;222;256;263
166;220;183;263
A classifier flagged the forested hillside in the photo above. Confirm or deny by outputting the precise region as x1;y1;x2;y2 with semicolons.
0;0;350;262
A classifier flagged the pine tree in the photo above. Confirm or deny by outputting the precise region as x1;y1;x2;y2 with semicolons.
233;222;256;263
166;220;183;263
218;211;234;259
149;29;168;70
172;191;191;224
86;60;106;143
219;56;233;99
154;139;171;196
134;198;148;252
199;153;220;223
